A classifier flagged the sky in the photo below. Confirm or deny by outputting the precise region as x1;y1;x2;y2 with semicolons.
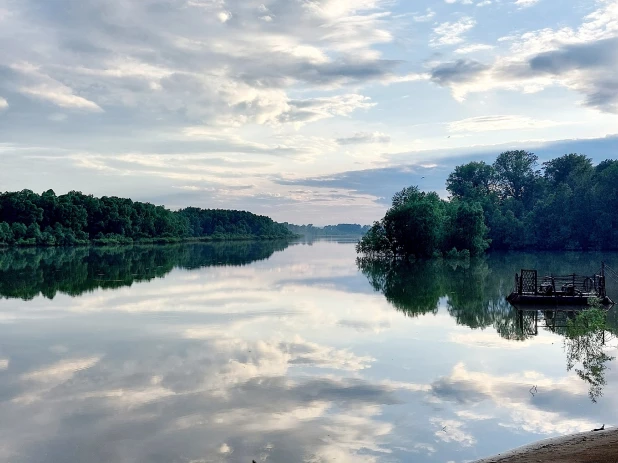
0;0;617;225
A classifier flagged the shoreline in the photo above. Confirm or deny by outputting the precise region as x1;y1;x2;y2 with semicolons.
0;235;297;248
472;428;618;463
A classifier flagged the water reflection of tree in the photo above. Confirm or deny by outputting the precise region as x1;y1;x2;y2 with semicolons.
565;308;615;403
356;258;442;316
358;252;618;340
0;241;292;300
358;256;618;401
357;256;531;340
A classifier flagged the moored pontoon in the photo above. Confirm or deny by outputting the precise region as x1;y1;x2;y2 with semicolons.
506;263;614;307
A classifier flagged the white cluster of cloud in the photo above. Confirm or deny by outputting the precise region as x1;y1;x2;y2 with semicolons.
454;43;494;54
413;8;436;22
429;0;618;112
337;131;392;145
431;17;477;46
0;0;403;128
448;115;563;132
515;0;540;7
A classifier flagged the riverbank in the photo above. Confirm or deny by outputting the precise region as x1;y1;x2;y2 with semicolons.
473;428;618;463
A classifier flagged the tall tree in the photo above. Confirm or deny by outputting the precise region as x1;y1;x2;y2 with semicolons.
493;150;539;201
543;153;593;186
446;161;496;200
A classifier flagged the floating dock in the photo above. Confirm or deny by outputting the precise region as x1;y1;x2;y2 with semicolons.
506;264;614;307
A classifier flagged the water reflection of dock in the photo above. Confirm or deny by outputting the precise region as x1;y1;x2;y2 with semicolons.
514;306;608;339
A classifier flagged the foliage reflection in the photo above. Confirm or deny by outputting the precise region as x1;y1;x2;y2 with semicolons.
358;254;618;401
0;241;291;300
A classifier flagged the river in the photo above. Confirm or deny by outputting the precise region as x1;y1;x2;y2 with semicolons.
0;240;617;462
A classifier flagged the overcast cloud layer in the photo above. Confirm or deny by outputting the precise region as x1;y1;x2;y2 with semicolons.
1;0;617;223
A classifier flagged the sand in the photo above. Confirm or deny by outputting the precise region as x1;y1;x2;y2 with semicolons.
471;429;618;463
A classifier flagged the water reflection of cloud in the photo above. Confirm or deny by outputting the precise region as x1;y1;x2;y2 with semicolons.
429;362;604;436
449;331;556;349
2;243;618;462
430;418;476;447
337;319;392;334
0;334;409;463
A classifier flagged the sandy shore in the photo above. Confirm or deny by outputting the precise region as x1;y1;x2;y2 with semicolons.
472;428;618;463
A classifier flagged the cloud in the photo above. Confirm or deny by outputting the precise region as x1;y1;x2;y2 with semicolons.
412;9;435;22
430;59;489;87
278;94;376;126
0;97;7;110
0;0;407;129
448;115;563;132
217;10;232;23
276;163;441;203
515;0;540;7
20;87;103;111
431;17;476;46
428;3;618;112
528;38;618;74
455;43;495;54
6;63;103;112
337;131;391;145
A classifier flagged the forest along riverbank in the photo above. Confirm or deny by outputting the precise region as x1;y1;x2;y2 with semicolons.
472;429;618;463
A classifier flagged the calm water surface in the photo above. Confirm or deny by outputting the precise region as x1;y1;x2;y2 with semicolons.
1;241;617;463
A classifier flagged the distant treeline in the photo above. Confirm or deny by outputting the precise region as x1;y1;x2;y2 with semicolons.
0;190;294;246
358;152;618;258
285;223;370;237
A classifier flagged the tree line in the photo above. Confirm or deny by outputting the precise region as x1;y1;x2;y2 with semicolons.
357;151;618;258
0;190;295;246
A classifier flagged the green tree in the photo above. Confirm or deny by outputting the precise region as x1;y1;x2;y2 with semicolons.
446;161;496;200
0;222;14;244
445;201;490;256
543;153;593;186
356;222;390;257
493;150;539;201
383;194;443;258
